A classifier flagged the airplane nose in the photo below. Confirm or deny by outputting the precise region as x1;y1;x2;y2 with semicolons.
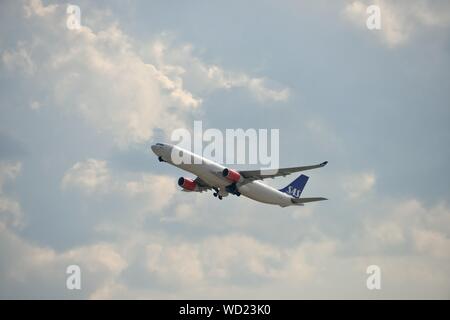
151;145;158;154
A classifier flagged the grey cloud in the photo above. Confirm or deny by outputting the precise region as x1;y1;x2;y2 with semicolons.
0;0;449;299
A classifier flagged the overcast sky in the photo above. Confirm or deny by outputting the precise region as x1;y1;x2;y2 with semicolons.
0;0;449;299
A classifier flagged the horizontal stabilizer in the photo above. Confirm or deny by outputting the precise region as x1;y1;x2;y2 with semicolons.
291;197;328;204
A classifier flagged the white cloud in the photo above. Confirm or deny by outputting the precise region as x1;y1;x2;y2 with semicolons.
23;0;57;18
124;174;177;212
413;229;450;259
370;221;405;247
306;119;343;151
29;100;41;110
174;203;194;219
148;39;290;104
0;223;126;298
62;159;177;213
291;205;315;220
247;78;290;103
63;243;127;275
4;4;202;146
2;43;35;76
205;66;290;102
2;1;289;148
200;234;284;281
147;64;202;108
343;0;450;47
146;242;204;287
342;172;376;199
1;0;449;300
0;162;23;228
134;233;336;291
0;162;21;187
361;199;450;259
1;197;450;298
62;159;111;194
49;24;194;146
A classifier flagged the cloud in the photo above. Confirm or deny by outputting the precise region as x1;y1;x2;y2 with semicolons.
147;39;290;104
1;1;290;148
23;0;57;18
306;119;343;152
0;211;333;298
29;100;41;110
413;229;450;259
62;158;177;212
124;174;177;212
2;42;35;76
64;243;127;275
342;172;376;199
102;232;337;296
1;0;449;299
48;23;194;146
0;223;126;299
147;64;202;109
146;242;204;287
1;194;449;298
0;162;23;228
343;0;450;47
62;159;111;194
247;78;290;103
206;66;290;103
360;199;450;259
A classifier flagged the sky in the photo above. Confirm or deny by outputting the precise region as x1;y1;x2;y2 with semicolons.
0;0;449;299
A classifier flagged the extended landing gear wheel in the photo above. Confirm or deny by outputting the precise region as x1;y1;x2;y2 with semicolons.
218;195;223;200
158;156;164;162
213;192;217;197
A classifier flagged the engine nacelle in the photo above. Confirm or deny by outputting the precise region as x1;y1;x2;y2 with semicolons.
222;168;241;183
178;177;197;191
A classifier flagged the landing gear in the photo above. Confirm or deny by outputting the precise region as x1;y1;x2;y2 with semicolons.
212;192;223;200
213;192;217;197
218;195;223;200
225;183;240;197
158;156;164;162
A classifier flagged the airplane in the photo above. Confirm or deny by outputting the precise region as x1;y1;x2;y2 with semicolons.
151;142;328;207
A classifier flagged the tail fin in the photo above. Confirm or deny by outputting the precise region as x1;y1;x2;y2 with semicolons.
279;174;309;198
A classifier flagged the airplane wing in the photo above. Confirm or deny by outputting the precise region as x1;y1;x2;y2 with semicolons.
239;161;328;182
187;177;214;192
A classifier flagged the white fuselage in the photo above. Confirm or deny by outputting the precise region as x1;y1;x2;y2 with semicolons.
151;144;294;207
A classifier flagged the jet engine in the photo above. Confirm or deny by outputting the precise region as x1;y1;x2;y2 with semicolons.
222;168;241;183
178;177;197;191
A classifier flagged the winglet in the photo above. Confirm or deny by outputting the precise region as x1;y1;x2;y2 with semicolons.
320;161;328;167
